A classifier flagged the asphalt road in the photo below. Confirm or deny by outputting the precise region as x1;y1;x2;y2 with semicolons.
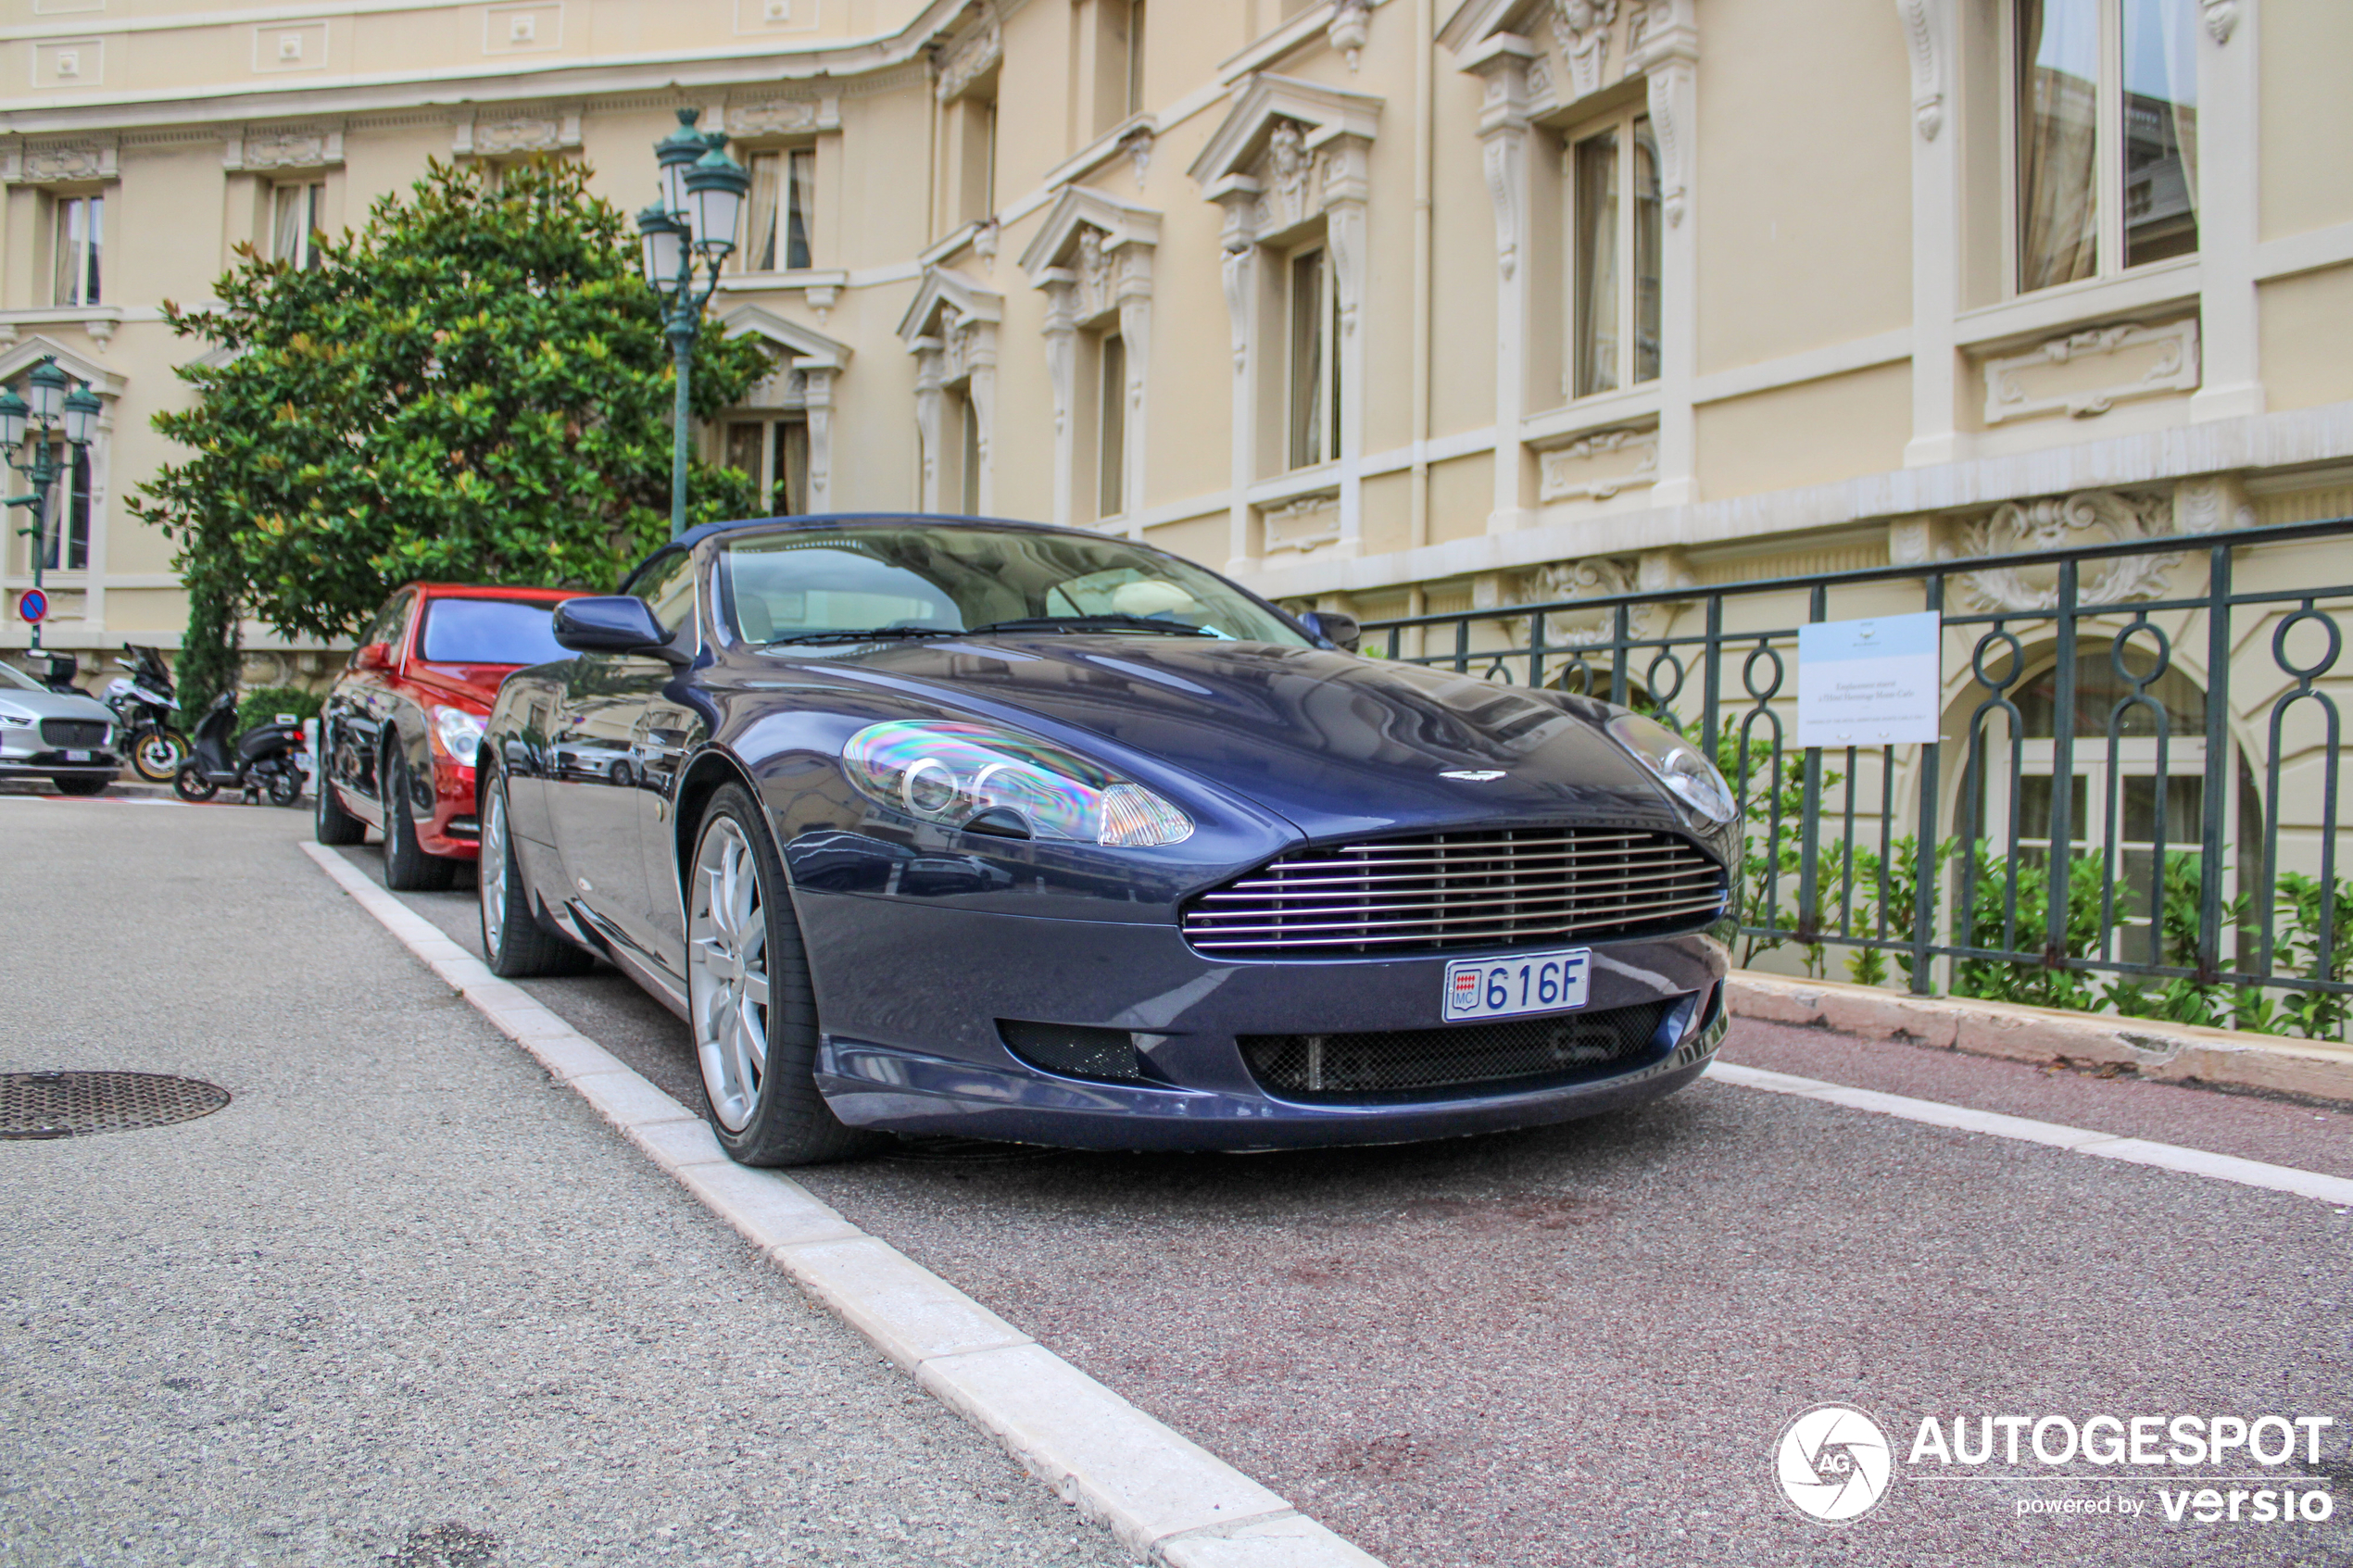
328;818;2353;1568
0;797;1137;1568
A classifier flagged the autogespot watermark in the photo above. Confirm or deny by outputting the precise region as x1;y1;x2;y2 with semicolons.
1774;1407;2341;1527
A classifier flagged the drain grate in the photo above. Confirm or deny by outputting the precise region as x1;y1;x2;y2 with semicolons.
1;1071;231;1140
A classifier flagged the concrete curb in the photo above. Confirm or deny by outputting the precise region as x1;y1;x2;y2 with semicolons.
1728;971;2353;1107
299;842;1384;1568
1706;1060;2353;1208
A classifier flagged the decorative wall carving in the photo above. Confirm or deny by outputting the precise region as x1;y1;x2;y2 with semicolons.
454;110;581;157
1263;491;1341;554
1252;121;1318;236
3;139;117;185
1537;427;1659;502
1896;0;1943;140
226;127;344;172
1327;0;1370;71
1549;0;1618;101
1508;557;1656;647
1982;319;2200;424
726;98;823;136
2173;473;2255;535
1483;134;1522;280
1955;491;2181;610
1120;125;1154;189
937;7;1002;100
2200;0;2238;44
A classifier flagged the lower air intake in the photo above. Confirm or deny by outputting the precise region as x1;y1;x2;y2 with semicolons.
1239;997;1682;1102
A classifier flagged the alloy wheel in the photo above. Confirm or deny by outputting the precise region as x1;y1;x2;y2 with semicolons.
688;815;771;1133
480;784;509;956
131;730;186;784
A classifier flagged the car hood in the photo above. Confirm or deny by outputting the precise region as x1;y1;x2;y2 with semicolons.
0;687;115;725
803;636;1690;843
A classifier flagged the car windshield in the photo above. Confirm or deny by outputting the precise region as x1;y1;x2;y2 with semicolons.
417;597;572;665
0;661;42;692
718;523;1309;647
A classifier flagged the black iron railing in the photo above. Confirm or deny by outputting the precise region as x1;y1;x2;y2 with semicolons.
1359;515;2353;1039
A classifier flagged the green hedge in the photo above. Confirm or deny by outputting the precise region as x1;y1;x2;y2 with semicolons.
235;685;323;734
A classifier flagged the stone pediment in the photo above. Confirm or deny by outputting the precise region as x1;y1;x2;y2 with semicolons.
0;334;125;398
718;306;853;371
895;267;1003;348
1015;185;1160;284
1184;73;1383;191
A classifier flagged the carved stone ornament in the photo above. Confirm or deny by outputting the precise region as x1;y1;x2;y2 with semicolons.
1956;491;2182;611
2200;0;2237;44
1263;491;1341;554
1075;228;1114;321
4;140;117;185
1508;557;1655;648
972;216;1000;269
1328;0;1370;71
1896;0;1943;140
937;6;1002;101
231;127;343;172
727;99;821;137
1537;427;1659;503
1982;319;2200;424
1252;121;1321;236
457;111;582;157
1121;125;1154;190
1549;0;1618;101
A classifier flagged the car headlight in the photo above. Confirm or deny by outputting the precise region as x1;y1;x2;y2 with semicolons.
430;705;487;761
0;711;30;727
843;721;1193;847
1606;710;1736;825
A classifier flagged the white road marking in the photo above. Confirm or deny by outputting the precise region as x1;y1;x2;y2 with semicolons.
1707;1060;2353;1208
300;841;1384;1568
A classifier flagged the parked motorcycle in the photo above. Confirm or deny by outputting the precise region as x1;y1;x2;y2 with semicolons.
172;692;307;806
102;644;188;784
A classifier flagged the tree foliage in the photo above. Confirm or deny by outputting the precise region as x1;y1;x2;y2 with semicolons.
132;157;766;676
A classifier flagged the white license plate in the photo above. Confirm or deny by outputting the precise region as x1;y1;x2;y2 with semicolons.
60;749;90;761
1443;947;1592;1022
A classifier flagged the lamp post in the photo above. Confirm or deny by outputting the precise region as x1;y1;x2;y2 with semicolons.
2;356;100;654
639;107;750;541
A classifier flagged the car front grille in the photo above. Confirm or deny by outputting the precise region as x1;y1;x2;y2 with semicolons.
1239;997;1683;1101
1182;827;1727;958
40;719;107;749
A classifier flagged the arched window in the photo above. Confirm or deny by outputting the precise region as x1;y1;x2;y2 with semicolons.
1978;641;2259;947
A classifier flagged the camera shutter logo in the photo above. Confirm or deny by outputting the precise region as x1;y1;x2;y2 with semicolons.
1775;1404;1894;1524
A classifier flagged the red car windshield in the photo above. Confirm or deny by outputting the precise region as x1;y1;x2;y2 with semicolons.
416;598;571;666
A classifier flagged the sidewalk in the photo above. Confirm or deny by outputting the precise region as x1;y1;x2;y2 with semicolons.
0;799;1131;1567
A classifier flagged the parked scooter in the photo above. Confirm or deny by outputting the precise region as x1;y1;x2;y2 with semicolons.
102;644;188;784
172;692;307;806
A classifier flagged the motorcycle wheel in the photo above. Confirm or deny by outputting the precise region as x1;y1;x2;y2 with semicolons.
268;768;303;808
130;727;191;784
173;763;219;803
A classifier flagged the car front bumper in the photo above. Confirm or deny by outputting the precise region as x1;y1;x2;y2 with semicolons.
0;737;121;779
797;889;1728;1152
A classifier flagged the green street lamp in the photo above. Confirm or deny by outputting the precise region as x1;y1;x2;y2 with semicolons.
3;357;100;653
641;107;749;541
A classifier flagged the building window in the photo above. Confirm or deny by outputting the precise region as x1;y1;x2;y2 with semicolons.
724;417;810;516
53;194;103;307
271;182;325;270
2015;0;2198;295
1091;0;1145;138
1286;245;1339;470
960;393;982;513
1568;113;1661;399
27;445;92;572
1124;1;1147;119
744;149;816;272
1098;332;1126;519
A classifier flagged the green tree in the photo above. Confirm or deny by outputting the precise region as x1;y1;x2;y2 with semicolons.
132;157;764;714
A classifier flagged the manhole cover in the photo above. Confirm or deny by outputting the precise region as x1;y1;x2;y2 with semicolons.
1;1072;231;1140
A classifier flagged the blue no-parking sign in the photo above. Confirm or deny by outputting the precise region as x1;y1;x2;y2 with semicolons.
16;588;45;625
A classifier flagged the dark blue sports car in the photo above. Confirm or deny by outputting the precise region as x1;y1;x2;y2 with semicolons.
476;515;1737;1165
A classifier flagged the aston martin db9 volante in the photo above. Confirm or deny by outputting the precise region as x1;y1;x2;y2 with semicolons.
477;516;1737;1165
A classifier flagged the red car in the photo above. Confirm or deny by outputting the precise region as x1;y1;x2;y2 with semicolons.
315;583;585;889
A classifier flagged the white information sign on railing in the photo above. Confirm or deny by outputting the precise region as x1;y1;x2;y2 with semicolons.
1796;610;1943;747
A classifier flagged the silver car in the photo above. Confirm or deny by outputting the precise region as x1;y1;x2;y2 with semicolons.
0;660;120;795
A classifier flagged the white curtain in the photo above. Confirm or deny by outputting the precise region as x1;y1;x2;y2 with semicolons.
2018;0;2100;292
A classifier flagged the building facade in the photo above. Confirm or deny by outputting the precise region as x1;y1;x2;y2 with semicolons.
0;0;2347;697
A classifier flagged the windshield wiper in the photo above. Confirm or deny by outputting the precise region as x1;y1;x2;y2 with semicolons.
961;614;1215;637
762;626;963;645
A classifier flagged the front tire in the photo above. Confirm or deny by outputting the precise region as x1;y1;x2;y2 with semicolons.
382;749;457;892
129;727;189;784
172;763;218;803
315;749;366;845
478;769;596;977
688;784;878;1167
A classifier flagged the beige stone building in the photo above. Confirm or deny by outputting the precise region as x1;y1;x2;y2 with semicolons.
0;0;2348;709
